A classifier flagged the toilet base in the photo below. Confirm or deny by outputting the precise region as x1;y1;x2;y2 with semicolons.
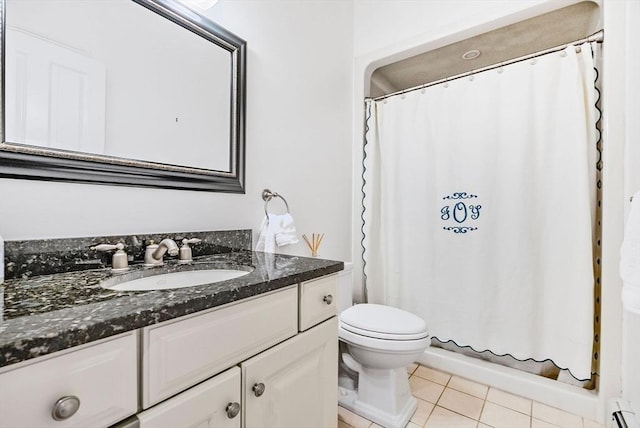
338;385;417;428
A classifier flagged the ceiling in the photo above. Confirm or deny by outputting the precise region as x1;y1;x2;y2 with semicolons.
370;1;602;98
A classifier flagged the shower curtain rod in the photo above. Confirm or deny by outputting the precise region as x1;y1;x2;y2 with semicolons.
369;30;604;102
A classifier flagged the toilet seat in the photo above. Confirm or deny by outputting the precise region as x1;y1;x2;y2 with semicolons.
339;325;430;352
340;323;428;340
340;304;428;340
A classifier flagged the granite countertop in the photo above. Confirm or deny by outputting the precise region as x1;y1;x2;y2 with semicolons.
0;250;343;368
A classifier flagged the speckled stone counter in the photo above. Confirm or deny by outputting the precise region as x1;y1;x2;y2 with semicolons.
0;231;343;368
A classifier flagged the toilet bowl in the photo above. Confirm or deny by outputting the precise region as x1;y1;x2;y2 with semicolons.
337;273;429;428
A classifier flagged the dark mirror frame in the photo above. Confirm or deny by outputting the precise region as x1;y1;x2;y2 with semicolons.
0;0;246;193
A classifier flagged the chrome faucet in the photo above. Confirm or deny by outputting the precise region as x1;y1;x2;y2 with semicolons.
144;239;179;267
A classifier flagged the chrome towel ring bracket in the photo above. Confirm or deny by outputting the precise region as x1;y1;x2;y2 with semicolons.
262;189;290;219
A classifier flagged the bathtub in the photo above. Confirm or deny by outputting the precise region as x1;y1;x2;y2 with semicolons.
417;346;599;421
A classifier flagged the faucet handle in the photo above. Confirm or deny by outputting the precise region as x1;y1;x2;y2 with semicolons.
182;238;202;245
91;243;124;252
91;243;129;271
179;238;202;264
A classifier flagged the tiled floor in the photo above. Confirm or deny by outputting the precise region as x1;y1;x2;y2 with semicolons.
338;363;606;428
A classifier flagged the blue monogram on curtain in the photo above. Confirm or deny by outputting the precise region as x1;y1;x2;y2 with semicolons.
440;192;482;233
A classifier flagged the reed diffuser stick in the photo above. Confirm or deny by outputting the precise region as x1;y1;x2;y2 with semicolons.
302;234;313;250
302;233;324;257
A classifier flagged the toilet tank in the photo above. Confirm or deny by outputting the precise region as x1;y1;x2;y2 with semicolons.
337;262;353;313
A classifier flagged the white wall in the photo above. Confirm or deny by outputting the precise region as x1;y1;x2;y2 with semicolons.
353;0;549;58
0;0;354;263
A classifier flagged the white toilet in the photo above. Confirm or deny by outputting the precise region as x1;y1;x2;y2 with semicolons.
337;264;430;428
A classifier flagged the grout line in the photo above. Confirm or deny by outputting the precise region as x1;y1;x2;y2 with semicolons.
530;400;534;428
478;395;488;425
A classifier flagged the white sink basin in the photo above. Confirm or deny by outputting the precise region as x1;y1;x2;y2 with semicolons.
103;269;251;291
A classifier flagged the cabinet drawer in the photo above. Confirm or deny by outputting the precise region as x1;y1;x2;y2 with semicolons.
138;366;241;428
142;286;298;408
0;333;137;428
299;274;338;331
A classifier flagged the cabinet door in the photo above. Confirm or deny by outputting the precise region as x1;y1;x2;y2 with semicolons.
0;333;137;428
242;317;338;428
137;367;241;428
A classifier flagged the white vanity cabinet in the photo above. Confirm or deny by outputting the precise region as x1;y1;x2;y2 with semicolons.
0;332;137;428
0;273;339;428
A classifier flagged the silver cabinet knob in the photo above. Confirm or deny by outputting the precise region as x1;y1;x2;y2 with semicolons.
51;396;80;421
252;382;266;397
226;402;240;419
323;294;333;305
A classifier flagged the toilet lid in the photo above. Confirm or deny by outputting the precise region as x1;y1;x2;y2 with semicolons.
340;304;428;340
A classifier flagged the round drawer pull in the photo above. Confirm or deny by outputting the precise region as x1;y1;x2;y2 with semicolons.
252;382;266;397
323;294;333;305
226;402;241;418
51;396;80;421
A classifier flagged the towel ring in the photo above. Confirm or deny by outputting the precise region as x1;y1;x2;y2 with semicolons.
262;189;290;219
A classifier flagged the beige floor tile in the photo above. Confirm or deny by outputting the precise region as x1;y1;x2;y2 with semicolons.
407;423;423;428
583;418;605;428
411;398;436;426
407;363;419;375
532;402;583;427
437;387;484;420
478;424;492;428
338;420;355;428
425;406;478;428
447;375;489;399
480;401;531;428
413;366;452;386
486;387;532;415
532;418;560;428
337;406;372;428
409;376;446;404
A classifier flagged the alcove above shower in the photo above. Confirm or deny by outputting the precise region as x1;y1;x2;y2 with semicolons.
369;0;602;98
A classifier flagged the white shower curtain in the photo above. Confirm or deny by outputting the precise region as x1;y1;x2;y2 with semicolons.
363;43;599;380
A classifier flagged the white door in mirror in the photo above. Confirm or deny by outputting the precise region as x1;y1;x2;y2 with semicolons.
5;28;106;154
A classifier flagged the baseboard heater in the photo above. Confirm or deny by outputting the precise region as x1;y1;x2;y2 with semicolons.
609;399;639;428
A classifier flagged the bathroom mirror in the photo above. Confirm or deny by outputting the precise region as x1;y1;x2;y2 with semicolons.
0;0;246;192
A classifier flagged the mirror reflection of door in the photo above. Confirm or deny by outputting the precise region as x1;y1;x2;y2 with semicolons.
5;27;106;155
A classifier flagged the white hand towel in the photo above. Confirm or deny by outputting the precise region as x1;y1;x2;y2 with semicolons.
275;213;299;247
256;213;299;253
621;191;640;314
